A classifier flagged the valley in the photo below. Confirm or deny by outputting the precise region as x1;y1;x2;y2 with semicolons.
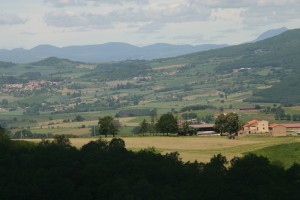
0;29;300;138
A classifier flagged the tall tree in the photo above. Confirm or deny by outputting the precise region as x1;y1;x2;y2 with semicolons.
225;113;241;136
214;114;227;136
98;116;120;137
214;113;241;138
139;119;148;136
156;113;178;136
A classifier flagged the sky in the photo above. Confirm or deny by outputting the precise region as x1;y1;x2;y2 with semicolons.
1;0;300;49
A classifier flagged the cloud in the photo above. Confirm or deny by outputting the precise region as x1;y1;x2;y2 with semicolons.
0;13;27;25
44;1;211;32
22;32;36;36
241;3;300;27
44;0;86;7
43;0;300;33
45;0;150;7
44;11;112;29
190;0;300;27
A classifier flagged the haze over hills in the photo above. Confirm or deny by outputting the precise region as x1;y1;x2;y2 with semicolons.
1;28;299;105
252;27;288;42
0;43;227;63
0;28;289;64
1;28;300;137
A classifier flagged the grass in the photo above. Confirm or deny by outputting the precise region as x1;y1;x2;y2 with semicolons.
24;136;300;165
252;142;300;167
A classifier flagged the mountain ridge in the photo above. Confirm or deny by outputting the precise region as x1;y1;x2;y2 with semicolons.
252;27;288;42
0;43;228;64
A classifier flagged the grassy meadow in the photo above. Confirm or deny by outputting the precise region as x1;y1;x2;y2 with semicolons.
24;135;300;166
253;142;300;167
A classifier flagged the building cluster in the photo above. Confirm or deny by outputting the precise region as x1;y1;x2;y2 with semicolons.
179;118;300;137
242;119;300;136
0;80;60;93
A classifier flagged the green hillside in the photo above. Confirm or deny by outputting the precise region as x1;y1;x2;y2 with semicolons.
31;57;82;67
1;29;300;131
252;142;300;168
160;29;300;103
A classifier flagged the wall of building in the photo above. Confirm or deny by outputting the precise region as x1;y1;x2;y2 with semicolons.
271;126;287;136
257;120;269;133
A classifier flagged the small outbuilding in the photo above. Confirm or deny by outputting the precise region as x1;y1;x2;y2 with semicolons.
269;123;300;136
189;124;216;135
269;124;287;137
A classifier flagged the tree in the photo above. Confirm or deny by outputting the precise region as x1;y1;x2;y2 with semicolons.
0;125;5;134
1;99;8;108
214;114;227;136
98;116;120;137
214;113;241;138
52;134;71;147
139;119;148;136
109;138;125;150
74;115;85;122
225;113;241;136
181;112;197;120
156;113;178;136
178;121;194;136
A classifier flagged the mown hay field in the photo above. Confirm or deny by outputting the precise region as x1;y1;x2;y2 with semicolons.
24;136;300;163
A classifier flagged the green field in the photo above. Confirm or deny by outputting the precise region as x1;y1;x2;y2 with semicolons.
24;135;300;166
252;142;300;167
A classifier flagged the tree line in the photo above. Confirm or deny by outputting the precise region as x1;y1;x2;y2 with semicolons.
0;132;299;200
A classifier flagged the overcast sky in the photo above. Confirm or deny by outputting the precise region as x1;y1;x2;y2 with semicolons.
1;0;300;49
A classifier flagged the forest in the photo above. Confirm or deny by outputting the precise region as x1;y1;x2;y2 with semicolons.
0;132;299;200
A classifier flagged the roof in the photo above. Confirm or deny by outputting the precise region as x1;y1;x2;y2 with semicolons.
281;123;300;128
240;106;257;110
269;123;300;128
243;120;258;128
190;124;214;128
269;124;286;128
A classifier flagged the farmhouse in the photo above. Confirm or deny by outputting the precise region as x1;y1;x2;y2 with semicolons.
243;120;269;134
270;123;300;136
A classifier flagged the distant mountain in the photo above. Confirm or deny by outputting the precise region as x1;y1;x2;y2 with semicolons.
252;27;288;42
0;43;227;63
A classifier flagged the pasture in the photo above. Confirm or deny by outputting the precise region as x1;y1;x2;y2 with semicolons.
24;136;300;165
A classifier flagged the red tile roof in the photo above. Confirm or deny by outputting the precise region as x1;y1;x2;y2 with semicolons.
281;123;300;128
240;106;257;110
243;120;258;128
269;123;300;128
269;124;285;128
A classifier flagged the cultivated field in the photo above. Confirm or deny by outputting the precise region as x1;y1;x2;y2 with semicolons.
24;136;300;163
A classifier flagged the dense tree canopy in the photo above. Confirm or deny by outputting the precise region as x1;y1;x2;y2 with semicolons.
98;116;120;137
214;113;241;137
0;137;299;200
156;113;178;135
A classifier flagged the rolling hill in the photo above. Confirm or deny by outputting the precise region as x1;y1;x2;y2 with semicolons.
1;28;300;123
252;27;288;42
0;43;227;63
160;29;300;103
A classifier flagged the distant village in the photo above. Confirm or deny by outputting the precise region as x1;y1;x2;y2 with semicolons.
0;80;60;93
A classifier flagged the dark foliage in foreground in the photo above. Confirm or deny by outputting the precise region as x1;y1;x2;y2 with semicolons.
0;134;299;200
